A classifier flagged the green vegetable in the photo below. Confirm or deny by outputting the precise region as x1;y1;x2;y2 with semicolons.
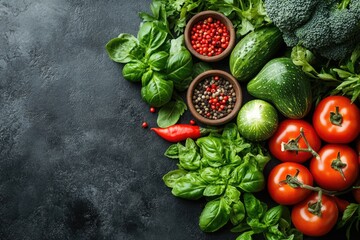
148;51;169;71
247;57;312;119
157;95;187;128
232;193;301;240
237;99;278;142
163;123;273;234
264;0;360;60
229;27;283;82
337;203;360;240
141;73;173;107
145;0;271;37
122;61;147;82
291;44;360;103
191;62;212;79
105;34;143;63
166;35;193;91
199;197;231;232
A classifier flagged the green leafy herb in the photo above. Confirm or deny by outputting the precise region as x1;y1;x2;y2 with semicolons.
337;203;360;240
157;97;187;128
291;44;360;103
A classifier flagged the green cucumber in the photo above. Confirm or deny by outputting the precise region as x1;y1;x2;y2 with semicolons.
247;58;312;119
229;27;283;82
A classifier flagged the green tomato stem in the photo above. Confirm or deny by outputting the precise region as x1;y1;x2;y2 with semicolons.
330;106;343;126
281;127;320;160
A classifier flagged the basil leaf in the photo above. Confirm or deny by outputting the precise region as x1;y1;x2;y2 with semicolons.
148;51;169;71
163;169;187;188
122;61;147;82
164;144;179;159
166;35;193;90
178;138;201;170
200;167;220;183
231;222;251;233
263;205;284;226
141;73;173;107
199;197;231;232
141;69;153;86
192;62;212;79
230;202;245;226
224;186;241;204
236;231;254;240
203;185;226;197
243;193;267;220
239;169;265;193
138;22;168;57
338;203;360;228
228;164;247;186
247;218;267;233
171;172;206;200
106;34;142;63
157;98;187;128
197;136;225;167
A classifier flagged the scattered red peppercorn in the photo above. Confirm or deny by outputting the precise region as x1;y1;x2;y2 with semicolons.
150;107;156;113
190;120;196;125
142;122;148;128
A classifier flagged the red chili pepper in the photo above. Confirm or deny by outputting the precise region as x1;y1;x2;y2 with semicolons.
151;124;219;142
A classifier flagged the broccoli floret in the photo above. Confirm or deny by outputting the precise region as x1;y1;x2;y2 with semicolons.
317;36;360;60
329;8;360;44
349;0;360;16
282;32;299;47
264;0;319;32
294;1;331;49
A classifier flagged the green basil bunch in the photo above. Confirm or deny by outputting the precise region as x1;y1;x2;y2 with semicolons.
163;123;301;239
106;3;193;108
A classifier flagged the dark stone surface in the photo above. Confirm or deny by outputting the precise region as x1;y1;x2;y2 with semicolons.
0;1;354;240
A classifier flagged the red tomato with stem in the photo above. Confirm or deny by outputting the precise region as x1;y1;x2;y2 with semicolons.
310;144;359;191
267;162;313;205
312;96;360;143
268;120;321;163
292;192;338;237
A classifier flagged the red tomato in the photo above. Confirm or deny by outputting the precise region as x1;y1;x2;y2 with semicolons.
332;196;350;213
267;162;313;205
312;96;360;143
310;144;359;191
292;193;338;237
268;120;321;163
356;136;360;164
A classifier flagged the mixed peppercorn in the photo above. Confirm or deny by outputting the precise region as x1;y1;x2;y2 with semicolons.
192;75;236;120
190;17;230;56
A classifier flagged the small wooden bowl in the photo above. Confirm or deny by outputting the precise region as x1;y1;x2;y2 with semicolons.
184;11;236;62
187;70;242;126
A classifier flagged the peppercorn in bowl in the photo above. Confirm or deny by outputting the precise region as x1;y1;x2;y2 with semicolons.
184;11;236;62
187;70;242;126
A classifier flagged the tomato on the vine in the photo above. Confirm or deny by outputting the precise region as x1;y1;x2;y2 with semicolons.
312;96;360;143
267;162;313;205
268;120;321;163
310;144;359;191
291;193;338;237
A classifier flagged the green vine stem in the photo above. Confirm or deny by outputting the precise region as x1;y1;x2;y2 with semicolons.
281;127;320;160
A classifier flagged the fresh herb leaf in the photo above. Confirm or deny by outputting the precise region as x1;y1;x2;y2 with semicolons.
157;97;187;128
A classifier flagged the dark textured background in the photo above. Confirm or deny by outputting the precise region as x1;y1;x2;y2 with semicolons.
0;0;355;240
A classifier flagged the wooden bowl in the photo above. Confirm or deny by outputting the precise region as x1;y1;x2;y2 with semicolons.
187;70;242;126
184;11;236;62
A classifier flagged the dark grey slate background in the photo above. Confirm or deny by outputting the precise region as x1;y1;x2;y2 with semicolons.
0;0;354;240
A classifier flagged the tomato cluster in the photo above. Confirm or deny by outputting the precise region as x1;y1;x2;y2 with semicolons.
267;96;360;237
